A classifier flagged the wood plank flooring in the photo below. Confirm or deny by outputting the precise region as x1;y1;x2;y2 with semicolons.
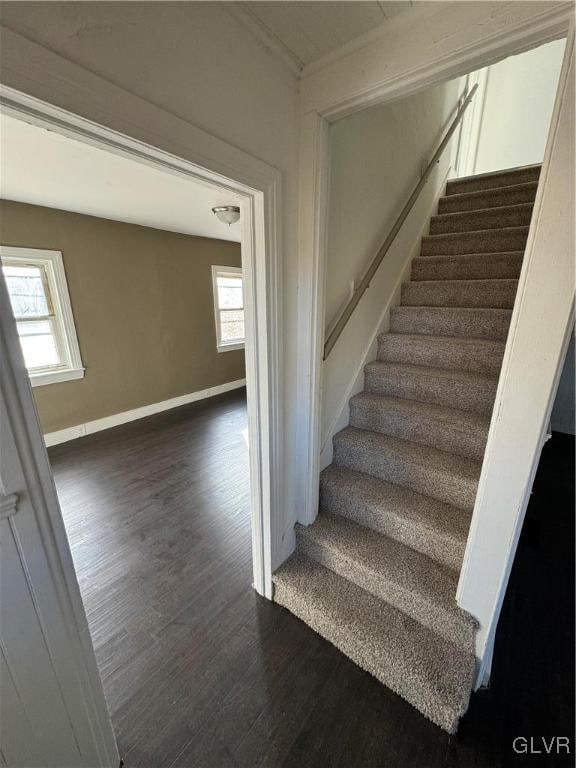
48;391;574;768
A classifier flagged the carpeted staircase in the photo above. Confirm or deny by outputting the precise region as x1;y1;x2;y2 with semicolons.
273;164;541;733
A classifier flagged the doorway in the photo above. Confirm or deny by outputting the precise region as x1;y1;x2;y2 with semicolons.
0;88;282;766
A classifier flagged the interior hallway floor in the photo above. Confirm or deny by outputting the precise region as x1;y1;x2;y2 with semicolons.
49;389;574;768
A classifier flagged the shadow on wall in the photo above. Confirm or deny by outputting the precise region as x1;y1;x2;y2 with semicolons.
321;76;465;447
551;333;575;436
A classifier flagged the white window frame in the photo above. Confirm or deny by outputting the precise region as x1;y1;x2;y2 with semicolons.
1;246;85;386
211;264;245;353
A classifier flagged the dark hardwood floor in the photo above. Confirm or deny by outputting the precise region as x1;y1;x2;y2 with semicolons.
49;391;575;768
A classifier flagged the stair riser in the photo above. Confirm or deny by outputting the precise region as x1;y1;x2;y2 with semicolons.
378;336;504;376
364;367;497;414
411;253;523;281
430;204;533;235
421;228;528;256
438;183;538;214
390;307;512;341
273;571;473;734
446;167;540;195
297;533;475;652
332;438;478;510
402;279;518;309
319;479;466;571
349;399;487;460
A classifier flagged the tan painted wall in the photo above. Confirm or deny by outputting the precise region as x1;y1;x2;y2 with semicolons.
0;200;245;433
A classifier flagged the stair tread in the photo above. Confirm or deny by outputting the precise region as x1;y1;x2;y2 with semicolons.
390;305;512;341
364;359;498;415
413;249;524;261
349;391;489;459
445;165;541;196
366;358;498;382
273;552;475;733
447;164;541;188
442;180;538;199
421;226;529;256
334;426;482;485
404;276;519;285
433;201;533;220
379;331;506;352
296;513;477;636
350;391;491;432
438;181;539;213
378;331;506;378
422;225;529;242
392;304;513;318
320;465;472;562
430;203;533;235
411;252;523;281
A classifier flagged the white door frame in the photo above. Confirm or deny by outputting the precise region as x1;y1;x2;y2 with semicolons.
0;78;283;766
0;83;283;597
295;1;574;678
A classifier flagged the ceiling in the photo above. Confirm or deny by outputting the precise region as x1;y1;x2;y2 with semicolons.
0;115;241;242
239;1;415;68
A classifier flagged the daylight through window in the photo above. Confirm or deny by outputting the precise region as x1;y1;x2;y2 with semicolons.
1;247;84;386
211;265;245;352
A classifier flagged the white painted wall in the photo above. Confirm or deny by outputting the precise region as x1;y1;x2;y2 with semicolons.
0;2;301;555
321;78;463;449
466;39;565;175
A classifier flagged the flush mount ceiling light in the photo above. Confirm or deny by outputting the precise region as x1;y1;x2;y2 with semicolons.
211;205;240;226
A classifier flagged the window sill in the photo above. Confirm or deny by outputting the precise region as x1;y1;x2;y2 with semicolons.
30;367;85;388
217;342;245;353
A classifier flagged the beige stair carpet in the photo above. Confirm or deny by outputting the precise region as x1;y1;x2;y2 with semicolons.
273;164;541;733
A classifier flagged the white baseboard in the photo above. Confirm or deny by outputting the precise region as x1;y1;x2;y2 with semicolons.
44;378;247;447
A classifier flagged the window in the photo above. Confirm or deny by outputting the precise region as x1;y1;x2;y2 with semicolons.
211;265;245;352
1;247;84;386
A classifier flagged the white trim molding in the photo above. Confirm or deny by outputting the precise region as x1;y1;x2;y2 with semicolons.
300;2;572;117
44;378;247;447
0;246;85;387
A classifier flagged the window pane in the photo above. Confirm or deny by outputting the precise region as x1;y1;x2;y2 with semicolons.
220;309;245;343
3;264;50;319
217;276;243;309
16;320;60;369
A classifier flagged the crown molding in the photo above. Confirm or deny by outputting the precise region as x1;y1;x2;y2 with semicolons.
302;1;573;82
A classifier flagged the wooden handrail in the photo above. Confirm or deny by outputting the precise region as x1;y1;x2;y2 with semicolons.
323;83;478;360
